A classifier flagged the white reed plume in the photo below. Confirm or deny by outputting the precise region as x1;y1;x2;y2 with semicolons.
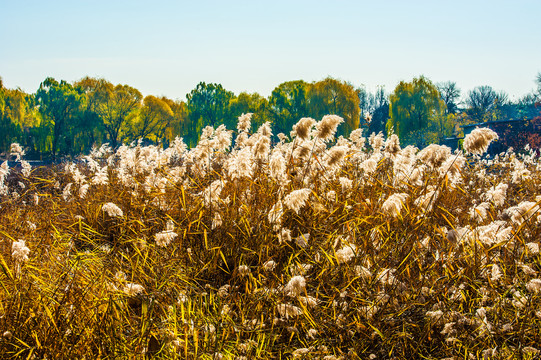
20;160;31;177
295;233;310;248
490;264;503;282
201;179;225;207
315;115;344;141
359;157;378;175
277;228;292;244
62;183;72;202
463;127;499;155
291;117;316;140
237;265;251;277
384;134;401;155
0;161;9;193
381;193;409;218
10;143;25;161
469;202;491;223
283;188;311;214
483;183;508;207
237;113;252;133
211;124;233;153
349;128;365;148
262;260;277;272
526;279;541;293
335;243;356;264
338;177;353;192
102;202;124;218
438;154;465;180
269;150;289;186
417;144;451;168
326;145;348;167
225;147;254;180
268;201;284;225
505;201;540;225
12;239;30;263
368;132;385;152
414;187;439;213
123;283;145;296
92;166;109;186
283;275;306;297
251;132;271;160
155;220;178;247
276;303;303;319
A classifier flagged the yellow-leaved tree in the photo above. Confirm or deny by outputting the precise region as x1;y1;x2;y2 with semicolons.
308;77;360;137
387;76;447;147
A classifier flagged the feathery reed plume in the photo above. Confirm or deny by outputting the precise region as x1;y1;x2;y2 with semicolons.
276;303;303;319
335;243;356;264
349;128;365;148
381;193;409;218
292;118;316;140
368;132;384;152
10;143;25;161
12;239;30;263
417;144;451;168
315;115;344;141
384;134;401;155
155;220;178;247
102;202;124;217
283;275;306;297
463;127;499;155
123;283;145;296
283;188;311;214
237;113;252;133
326;146;348;167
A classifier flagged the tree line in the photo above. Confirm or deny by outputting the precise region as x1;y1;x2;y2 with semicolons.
1;74;540;159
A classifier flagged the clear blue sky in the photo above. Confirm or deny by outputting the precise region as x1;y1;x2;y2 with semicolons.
1;0;540;102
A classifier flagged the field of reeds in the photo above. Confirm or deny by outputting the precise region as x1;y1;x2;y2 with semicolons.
1;114;540;359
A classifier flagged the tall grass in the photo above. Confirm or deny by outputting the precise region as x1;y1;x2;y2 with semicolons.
1;116;540;359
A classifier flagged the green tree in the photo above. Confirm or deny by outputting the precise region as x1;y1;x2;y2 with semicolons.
308;77;361;137
388;76;446;147
0;81;24;152
0;79;44;154
268;80;310;137
74;77;108;152
36;77;84;159
228;92;269;130
186;82;234;135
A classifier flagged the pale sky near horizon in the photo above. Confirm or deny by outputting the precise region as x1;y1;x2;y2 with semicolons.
1;0;540;102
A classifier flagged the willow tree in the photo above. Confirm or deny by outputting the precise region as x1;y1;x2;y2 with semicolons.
387;76;446;147
268;80;310;137
228;92;269;131
0;80;30;152
129;95;174;142
308;77;360;137
94;81;142;148
36;77;84;158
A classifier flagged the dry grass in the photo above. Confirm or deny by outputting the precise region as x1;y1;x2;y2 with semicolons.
0;118;540;359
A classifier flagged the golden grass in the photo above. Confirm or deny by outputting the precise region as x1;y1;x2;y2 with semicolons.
1;126;540;359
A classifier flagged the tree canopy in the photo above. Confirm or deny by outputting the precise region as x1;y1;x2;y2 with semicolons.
308;77;360;137
1;73;540;158
388;76;446;147
36;77;85;159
